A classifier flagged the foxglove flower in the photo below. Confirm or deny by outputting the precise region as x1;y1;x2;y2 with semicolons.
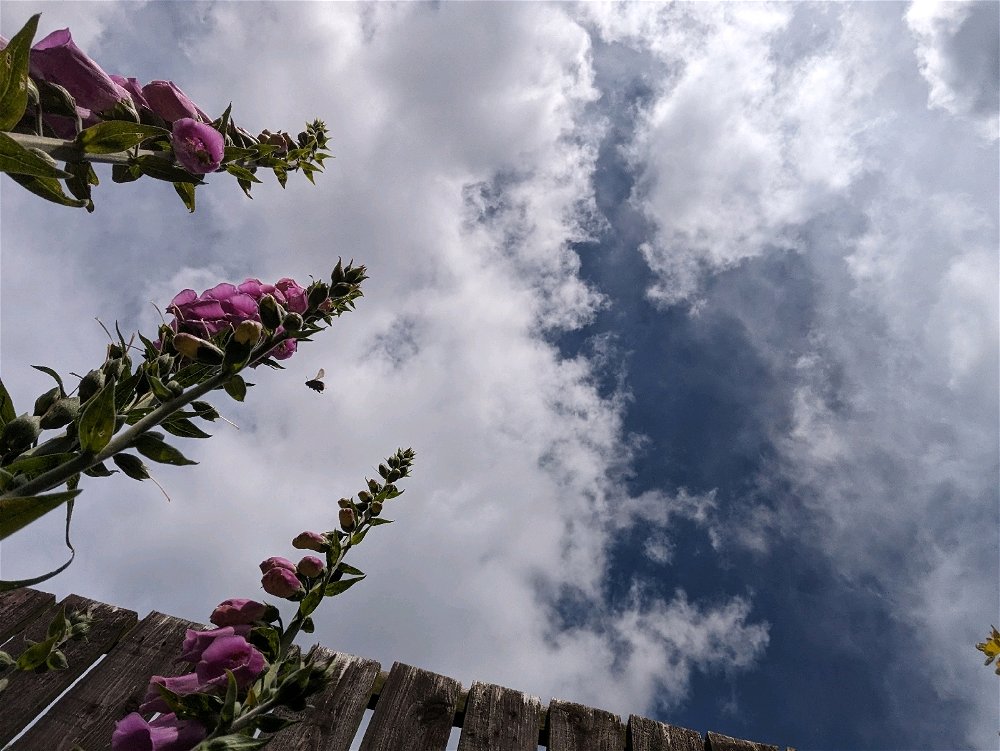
142;79;209;123
209;597;268;627
194;634;266;689
297;555;325;578
171;118;224;174
30;29;135;121
261;566;305;599
112;712;205;751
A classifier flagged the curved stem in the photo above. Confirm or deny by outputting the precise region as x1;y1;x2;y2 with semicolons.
1;371;229;500
5;131;165;166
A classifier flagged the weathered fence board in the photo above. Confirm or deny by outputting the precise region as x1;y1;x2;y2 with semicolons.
267;648;381;751
11;610;198;750
0;594;137;746
0;588;56;644
547;698;626;751
456;680;544;751
359;661;462;751
628;714;705;751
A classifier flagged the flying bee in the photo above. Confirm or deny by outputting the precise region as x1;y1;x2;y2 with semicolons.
305;369;326;393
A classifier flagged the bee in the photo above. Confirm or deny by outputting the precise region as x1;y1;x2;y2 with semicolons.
305;369;326;393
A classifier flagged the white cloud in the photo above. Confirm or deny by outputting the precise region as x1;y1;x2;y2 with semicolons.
0;0;767;724
906;0;1000;140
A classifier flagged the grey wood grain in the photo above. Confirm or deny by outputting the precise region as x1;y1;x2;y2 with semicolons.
359;661;461;751
0;594;137;746
547;698;625;751
628;715;704;751
0;588;55;643
456;681;543;751
267;647;381;751
706;730;780;751
11;610;197;750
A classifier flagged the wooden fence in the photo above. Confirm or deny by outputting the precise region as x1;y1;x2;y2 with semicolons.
0;588;791;751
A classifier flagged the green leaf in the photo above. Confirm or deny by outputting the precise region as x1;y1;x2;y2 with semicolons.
369;517;393;526
0;133;72;178
191;401;220;421
324;575;365;597
64;161;98;211
30;365;66;396
16;635;58;671
83;461;116;478
336;563;364;577
0;379;17;428
0;14;39;130
220;669;238;728
112;453;149;480
299;585;324;618
132;154;204;184
173;181;196;212
7;171;88;208
221;146;254;163
161;417;212;439
224;163;261;183
249;714;297;734
5;453;76;479
111;164;140;183
0;489;81;540
223;375;247;402
76;121;169;154
133;433;197;466
192;735;270;751
77;379;117;454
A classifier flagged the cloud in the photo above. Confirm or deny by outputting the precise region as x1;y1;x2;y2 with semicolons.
906;0;1000;140
0;0;768;726
586;2;997;745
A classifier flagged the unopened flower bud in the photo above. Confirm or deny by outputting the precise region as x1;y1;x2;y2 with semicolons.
257;294;284;330
233;320;264;346
261;567;305;599
370;501;383;516
296;556;325;578
357;491;372;504
39;397;80;429
337;498;353;509
307;282;330;311
292;531;328;552
339;507;357;532
77;369;105;403
172;333;224;365
282;312;303;333
0;415;41;457
33;387;61;417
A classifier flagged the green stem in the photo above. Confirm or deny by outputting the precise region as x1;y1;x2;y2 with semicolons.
4;131;165;166
0;371;229;500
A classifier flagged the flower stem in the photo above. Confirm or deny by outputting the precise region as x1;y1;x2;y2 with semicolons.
0;371;229;500
4;131;165;166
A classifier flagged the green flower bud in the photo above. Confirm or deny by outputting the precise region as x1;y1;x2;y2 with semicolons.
357;491;372;504
370;501;383;516
337;498;353;509
172;333;224;365
233;320;264;347
338;507;357;533
307;282;330;311
77;369;105;403
282;312;303;333
0;415;41;457
40;397;80;430
33;387;61;417
258;294;284;330
166;380;183;396
331;258;346;284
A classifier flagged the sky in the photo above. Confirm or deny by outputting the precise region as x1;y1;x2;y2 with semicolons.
0;2;997;749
